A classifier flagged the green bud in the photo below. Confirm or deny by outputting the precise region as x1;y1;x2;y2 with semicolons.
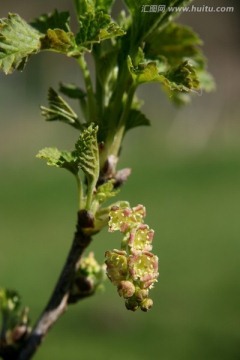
140;298;153;312
79;252;103;276
0;288;20;313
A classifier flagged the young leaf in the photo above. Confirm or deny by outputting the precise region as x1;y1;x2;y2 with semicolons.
165;60;199;91
123;0;192;50
31;10;70;33
127;56;161;84
74;124;99;189
0;13;41;74
128;56;199;92
36;147;79;175
196;70;215;93
75;0;96;14
125;109;151;132
31;10;80;56
59;83;86;100
75;0;114;15
41;88;82;130
76;11;125;52
144;22;203;66
96;0;115;12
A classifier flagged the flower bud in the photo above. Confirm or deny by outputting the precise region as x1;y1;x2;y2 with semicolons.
79;252;102;275
125;298;139;312
117;280;135;299
135;288;149;302
140;298;153;312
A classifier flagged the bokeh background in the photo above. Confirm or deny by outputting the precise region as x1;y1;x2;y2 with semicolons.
1;1;240;359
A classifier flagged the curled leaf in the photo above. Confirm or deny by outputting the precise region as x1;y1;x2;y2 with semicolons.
41;88;82;130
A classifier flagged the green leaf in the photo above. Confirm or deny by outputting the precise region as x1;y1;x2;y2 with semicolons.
165;68;215;106
144;22;202;66
196;70;215;92
128;56;199;92
41;88;82;130
36;147;79;175
127;56;162;84
144;22;215;94
31;10;79;56
96;0;114;12
76;10;125;52
0;13;41;74
168;91;192;106
94;180;119;204
75;0;114;14
59;83;86;100
123;0;192;50
74;124;99;190
125;109;151;132
31;10;70;33
165;60;199;91
75;0;96;14
99;22;125;41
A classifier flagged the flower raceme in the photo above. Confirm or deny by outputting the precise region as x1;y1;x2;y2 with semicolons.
105;204;159;311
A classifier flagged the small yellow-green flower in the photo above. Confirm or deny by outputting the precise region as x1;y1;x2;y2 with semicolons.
105;250;128;285
128;251;159;289
127;224;154;252
108;204;146;233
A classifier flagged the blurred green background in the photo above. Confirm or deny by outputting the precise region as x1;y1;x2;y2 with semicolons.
1;1;240;359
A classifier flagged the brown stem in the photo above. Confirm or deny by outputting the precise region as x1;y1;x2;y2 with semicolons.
17;211;92;360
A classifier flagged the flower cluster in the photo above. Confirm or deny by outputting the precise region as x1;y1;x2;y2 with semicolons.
69;252;106;303
0;289;31;348
105;204;159;311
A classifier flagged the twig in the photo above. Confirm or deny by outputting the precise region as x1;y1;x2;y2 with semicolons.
17;211;92;360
